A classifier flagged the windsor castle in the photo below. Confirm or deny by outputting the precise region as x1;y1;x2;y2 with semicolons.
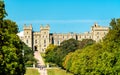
18;23;109;53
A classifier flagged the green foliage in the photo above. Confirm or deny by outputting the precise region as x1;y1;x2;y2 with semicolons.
3;19;18;34
0;1;25;74
45;44;57;63
45;39;80;67
63;18;120;75
45;39;95;69
0;0;7;20
23;42;37;66
79;39;95;49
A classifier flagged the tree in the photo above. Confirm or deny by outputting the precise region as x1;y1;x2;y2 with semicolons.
22;42;36;66
0;0;7;47
63;18;120;75
45;39;80;67
62;52;73;71
79;39;95;49
45;39;95;68
45;44;57;63
0;1;25;74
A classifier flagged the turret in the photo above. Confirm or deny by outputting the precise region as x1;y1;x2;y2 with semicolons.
40;24;50;53
40;24;50;30
23;24;33;48
91;23;109;42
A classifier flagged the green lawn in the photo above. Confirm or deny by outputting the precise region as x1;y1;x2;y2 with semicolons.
25;68;40;75
47;68;73;75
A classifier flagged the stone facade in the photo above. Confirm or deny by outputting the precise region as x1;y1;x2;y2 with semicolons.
18;23;109;53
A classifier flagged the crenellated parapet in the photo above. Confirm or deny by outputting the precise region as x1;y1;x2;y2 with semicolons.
40;24;50;30
23;24;32;30
91;23;109;31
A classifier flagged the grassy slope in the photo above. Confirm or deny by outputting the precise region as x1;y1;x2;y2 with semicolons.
47;68;73;75
25;68;40;75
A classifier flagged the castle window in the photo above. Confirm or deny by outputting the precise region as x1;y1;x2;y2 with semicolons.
44;44;46;47
63;36;64;39
97;32;99;35
35;40;37;44
97;36;99;38
28;36;30;38
25;36;27;38
44;40;46;44
42;49;44;51
26;39;28;44
89;36;91;39
27;32;28;34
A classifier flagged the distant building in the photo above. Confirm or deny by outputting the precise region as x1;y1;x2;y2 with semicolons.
17;23;109;53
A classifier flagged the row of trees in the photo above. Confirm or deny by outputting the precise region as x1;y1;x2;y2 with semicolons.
62;19;120;74
45;18;120;74
45;39;95;67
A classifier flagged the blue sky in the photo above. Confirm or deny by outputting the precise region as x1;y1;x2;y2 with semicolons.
4;0;120;33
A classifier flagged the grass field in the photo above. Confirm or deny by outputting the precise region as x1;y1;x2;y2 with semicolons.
47;68;73;75
25;68;40;75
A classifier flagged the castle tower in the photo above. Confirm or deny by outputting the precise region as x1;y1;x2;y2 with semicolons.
40;24;50;53
23;24;33;49
91;23;109;42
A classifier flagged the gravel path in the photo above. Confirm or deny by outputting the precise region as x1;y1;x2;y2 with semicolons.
34;51;47;75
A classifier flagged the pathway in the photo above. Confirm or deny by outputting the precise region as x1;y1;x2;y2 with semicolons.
34;51;48;75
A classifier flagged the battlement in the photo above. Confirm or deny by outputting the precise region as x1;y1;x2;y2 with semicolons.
91;23;109;31
33;32;40;35
23;24;32;30
40;24;50;30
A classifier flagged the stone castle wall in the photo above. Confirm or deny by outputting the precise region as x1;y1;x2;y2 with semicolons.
18;23;109;53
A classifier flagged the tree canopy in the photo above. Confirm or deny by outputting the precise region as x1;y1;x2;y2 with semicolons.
62;18;120;75
45;38;95;68
0;1;25;75
45;18;120;75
